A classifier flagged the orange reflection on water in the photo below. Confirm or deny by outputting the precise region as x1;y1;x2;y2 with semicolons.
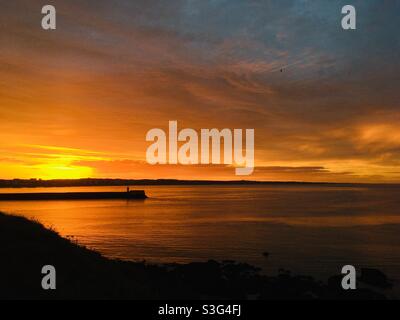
1;185;400;279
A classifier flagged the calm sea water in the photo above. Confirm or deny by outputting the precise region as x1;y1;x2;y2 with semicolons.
1;185;400;281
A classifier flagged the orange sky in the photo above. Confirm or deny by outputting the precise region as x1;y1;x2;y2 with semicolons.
1;1;400;182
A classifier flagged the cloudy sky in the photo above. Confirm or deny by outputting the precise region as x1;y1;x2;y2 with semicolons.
1;0;399;182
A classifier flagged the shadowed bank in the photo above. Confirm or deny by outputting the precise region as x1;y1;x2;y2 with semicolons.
0;212;392;300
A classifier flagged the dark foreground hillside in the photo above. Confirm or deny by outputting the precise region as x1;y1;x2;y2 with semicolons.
0;212;391;300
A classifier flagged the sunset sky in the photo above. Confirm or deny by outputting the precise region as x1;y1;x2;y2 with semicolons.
1;0;400;182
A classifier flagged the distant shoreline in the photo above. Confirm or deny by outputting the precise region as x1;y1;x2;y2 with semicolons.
1;178;400;189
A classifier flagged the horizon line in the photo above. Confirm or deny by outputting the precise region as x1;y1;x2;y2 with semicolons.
1;177;400;186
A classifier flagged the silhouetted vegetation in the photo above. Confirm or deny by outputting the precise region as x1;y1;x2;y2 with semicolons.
0;212;391;300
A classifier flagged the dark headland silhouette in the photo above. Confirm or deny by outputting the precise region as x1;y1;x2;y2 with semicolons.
1;178;400;189
0;211;393;300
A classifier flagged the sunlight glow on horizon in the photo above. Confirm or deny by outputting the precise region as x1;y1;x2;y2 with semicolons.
1;143;399;183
